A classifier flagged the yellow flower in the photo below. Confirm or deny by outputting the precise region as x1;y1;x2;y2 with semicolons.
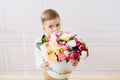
60;33;72;41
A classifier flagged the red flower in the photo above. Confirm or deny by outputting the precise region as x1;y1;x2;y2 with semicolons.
68;51;80;60
76;41;82;47
78;44;86;51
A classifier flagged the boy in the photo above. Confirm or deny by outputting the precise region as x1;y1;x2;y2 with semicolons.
34;9;73;80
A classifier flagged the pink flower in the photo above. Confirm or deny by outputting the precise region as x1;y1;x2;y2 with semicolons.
78;44;86;51
58;53;67;62
59;44;68;50
53;32;61;38
68;51;80;60
73;38;78;42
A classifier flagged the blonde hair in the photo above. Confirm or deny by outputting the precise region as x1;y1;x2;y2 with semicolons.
41;9;60;24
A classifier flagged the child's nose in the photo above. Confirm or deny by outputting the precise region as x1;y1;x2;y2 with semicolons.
53;26;57;30
53;27;59;32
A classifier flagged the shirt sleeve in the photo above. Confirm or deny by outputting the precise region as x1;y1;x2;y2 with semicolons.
34;37;44;70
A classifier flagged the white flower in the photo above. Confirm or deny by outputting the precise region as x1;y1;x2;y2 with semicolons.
80;51;88;60
66;40;76;48
50;34;57;41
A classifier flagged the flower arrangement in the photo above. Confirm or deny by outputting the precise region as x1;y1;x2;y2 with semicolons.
36;31;89;76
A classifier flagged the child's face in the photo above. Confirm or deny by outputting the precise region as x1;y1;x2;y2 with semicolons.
43;17;61;34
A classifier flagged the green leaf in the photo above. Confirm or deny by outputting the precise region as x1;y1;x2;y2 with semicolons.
41;34;47;43
69;34;77;40
66;59;69;63
36;43;42;50
54;53;59;62
72;46;78;50
78;58;80;62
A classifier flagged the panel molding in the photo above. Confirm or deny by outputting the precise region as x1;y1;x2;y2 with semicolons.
5;40;36;71
0;0;5;32
0;45;5;71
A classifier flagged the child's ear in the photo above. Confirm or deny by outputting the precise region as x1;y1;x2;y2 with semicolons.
42;26;45;31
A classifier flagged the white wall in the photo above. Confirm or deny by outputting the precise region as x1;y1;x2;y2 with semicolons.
0;0;120;76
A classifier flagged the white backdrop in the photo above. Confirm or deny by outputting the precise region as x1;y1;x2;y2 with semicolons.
0;0;120;76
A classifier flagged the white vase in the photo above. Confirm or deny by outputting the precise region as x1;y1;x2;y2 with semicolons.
47;61;75;79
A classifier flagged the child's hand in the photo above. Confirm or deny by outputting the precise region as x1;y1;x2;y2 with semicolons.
41;61;51;70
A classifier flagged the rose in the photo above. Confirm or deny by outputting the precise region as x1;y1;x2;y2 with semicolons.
68;51;80;65
76;41;82;47
64;51;69;56
78;44;86;51
68;51;80;60
58;44;68;50
58;53;67;62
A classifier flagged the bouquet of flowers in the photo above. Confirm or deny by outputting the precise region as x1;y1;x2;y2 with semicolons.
36;31;89;78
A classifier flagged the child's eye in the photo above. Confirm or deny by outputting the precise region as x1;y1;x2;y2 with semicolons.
49;26;53;28
56;24;60;27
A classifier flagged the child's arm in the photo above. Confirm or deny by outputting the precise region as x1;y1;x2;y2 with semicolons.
34;47;51;70
34;46;43;70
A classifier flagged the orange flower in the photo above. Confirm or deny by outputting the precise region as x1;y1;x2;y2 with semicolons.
48;53;57;63
48;41;60;53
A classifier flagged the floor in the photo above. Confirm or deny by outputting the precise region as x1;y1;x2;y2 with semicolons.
0;76;120;80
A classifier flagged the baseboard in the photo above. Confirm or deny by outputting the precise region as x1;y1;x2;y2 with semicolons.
0;76;120;80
